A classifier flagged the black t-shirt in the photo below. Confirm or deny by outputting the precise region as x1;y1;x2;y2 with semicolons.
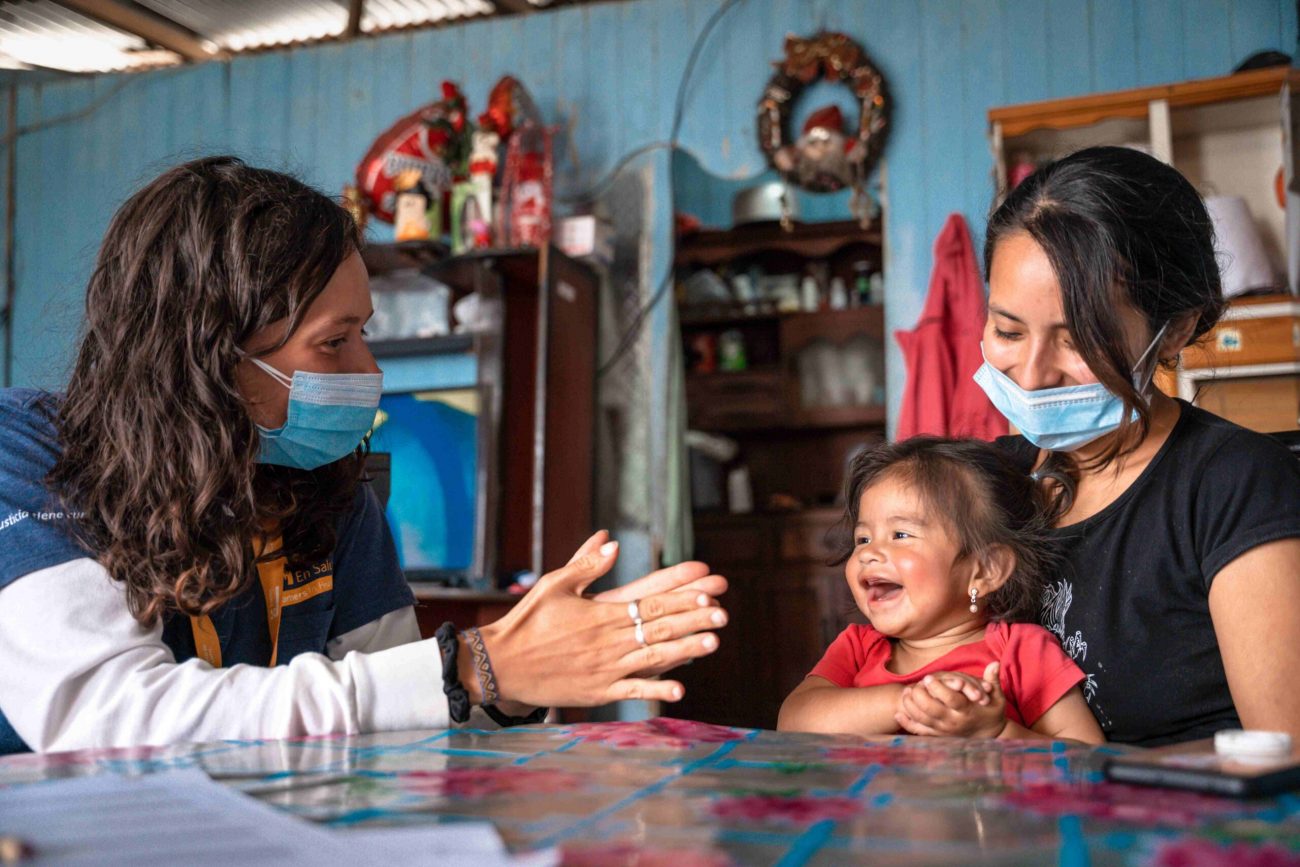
998;401;1300;747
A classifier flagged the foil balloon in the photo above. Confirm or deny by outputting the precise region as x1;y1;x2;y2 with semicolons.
356;81;469;224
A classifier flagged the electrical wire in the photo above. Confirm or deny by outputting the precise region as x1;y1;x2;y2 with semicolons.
0;74;143;149
594;0;746;379
1;72;148;386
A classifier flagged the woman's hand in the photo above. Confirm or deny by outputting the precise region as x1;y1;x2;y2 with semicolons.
474;531;728;708
589;535;728;677
895;664;1007;739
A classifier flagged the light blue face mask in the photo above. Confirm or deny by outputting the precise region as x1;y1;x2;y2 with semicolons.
250;358;383;470
973;323;1168;452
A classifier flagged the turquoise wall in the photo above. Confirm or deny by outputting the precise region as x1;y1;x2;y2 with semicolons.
2;0;1295;424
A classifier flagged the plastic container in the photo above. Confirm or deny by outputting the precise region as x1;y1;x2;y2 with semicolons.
1214;730;1293;764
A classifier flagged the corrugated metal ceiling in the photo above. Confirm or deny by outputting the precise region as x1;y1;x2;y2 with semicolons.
0;0;571;73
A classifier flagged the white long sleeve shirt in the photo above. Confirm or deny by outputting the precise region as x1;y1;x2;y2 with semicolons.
0;558;459;753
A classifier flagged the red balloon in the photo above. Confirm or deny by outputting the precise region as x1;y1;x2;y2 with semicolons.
356;85;466;224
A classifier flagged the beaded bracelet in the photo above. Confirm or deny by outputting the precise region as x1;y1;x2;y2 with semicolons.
434;622;470;724
463;626;500;705
462;626;548;727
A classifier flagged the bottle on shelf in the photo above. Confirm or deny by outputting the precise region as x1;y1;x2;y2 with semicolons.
852;261;871;307
829;276;848;310
718;329;748;371
800;275;820;312
869;272;885;306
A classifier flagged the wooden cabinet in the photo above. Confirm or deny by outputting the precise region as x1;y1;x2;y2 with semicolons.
988;68;1299;252
989;67;1300;432
362;243;598;594
665;220;884;728
1165;293;1300;431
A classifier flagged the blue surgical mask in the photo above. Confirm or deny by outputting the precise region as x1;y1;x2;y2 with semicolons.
250;358;383;470
973;323;1168;452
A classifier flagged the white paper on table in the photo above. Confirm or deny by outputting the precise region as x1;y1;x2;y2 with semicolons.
0;768;355;866
0;768;554;867
340;825;558;867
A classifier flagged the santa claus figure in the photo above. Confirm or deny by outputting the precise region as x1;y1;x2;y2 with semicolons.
772;104;864;193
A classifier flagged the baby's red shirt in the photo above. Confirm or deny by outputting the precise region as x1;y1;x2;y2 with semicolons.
809;621;1084;728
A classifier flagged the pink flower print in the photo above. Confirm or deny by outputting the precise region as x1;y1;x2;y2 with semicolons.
399;767;581;798
823;745;935;766
710;794;862;824
560;843;735;867
1148;839;1300;867
648;718;749;742
1003;782;1252;828
571;718;747;750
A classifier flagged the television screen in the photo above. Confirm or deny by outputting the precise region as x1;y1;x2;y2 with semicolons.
370;388;479;579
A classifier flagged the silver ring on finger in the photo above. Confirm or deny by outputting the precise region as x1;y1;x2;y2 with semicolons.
627;600;642;624
634;620;648;647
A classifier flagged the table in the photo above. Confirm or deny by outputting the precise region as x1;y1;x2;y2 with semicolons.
3;718;1298;865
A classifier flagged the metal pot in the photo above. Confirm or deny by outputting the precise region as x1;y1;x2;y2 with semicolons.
732;182;798;226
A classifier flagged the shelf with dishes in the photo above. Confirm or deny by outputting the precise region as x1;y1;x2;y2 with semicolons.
683;306;885;430
676;219;882;267
679;300;884;327
677;220;888;523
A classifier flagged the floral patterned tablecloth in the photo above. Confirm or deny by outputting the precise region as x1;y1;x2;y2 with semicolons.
2;718;1298;866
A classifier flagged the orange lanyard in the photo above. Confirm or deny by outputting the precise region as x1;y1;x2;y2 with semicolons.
189;536;285;668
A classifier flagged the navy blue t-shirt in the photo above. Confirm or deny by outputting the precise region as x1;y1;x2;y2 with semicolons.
0;388;415;753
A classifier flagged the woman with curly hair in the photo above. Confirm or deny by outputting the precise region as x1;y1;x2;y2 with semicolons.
0;156;727;754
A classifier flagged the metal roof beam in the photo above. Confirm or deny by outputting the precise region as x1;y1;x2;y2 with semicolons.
492;0;534;15
346;0;364;38
49;0;227;61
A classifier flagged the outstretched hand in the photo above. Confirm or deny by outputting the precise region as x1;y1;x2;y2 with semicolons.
895;662;1008;739
475;531;728;708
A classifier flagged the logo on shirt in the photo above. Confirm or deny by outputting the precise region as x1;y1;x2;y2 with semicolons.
1040;578;1109;725
282;558;334;607
1041;580;1072;641
0;508;84;532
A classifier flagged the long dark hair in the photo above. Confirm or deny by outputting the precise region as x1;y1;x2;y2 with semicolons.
47;156;365;627
985;146;1225;516
834;437;1057;623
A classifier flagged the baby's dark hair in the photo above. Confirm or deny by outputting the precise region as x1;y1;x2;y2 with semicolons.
833;436;1056;622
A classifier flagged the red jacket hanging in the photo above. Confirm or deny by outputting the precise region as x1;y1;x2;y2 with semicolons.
894;213;1008;441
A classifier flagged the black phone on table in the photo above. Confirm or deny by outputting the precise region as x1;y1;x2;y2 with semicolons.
1104;738;1300;798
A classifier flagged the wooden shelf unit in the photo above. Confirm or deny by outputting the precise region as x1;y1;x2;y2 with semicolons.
670;221;887;728
988;66;1300;139
1160;293;1300;432
363;244;598;634
676;219;882;268
683;305;886;437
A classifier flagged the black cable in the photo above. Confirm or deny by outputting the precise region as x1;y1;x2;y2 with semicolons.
595;0;746;379
1;71;152;386
0;75;142;148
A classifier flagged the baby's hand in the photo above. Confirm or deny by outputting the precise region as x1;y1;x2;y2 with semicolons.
895;663;1007;739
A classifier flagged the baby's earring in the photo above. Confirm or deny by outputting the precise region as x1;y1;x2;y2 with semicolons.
968;587;979;613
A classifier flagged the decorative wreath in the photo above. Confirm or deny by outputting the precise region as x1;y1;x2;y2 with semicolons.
757;31;890;199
